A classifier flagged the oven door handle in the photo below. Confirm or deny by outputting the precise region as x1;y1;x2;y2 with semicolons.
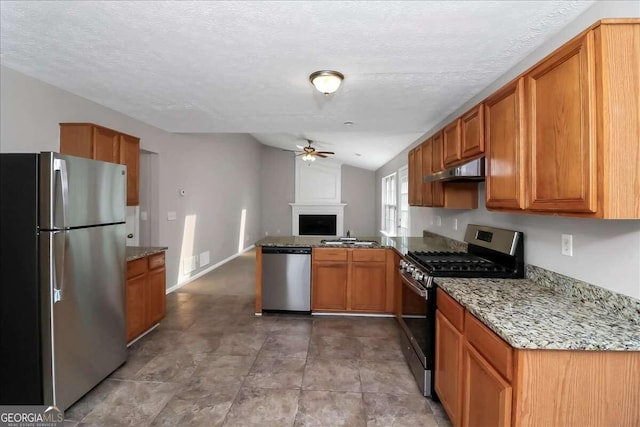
401;273;428;299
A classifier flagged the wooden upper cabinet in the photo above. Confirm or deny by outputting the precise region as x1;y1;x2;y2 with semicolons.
443;119;462;168
60;123;141;206
413;145;423;206
421;139;433;206
460;104;485;159
432;131;444;173
525;31;597;213
408;148;416;206
120;134;140;206
485;79;526;210
93;126;120;163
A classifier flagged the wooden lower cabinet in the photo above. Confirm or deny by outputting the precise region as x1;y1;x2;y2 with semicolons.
462;341;512;427
351;262;386;311
312;262;348;311
437;288;640;427
311;248;391;313
126;252;166;343
435;310;463;427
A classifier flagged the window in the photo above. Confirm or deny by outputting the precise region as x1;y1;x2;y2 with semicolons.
398;166;409;237
381;172;397;236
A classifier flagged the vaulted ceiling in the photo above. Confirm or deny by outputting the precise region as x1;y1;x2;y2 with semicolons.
0;1;595;169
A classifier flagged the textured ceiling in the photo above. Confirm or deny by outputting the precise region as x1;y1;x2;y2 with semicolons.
0;1;594;170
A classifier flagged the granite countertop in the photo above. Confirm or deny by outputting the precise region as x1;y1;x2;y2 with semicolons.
126;246;168;261
254;234;462;255
436;277;640;351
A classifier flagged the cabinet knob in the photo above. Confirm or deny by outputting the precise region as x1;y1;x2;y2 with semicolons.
127;234;134;238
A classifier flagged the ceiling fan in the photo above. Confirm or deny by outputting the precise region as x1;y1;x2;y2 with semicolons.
295;139;335;162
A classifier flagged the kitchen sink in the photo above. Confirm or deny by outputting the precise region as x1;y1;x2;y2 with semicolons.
320;239;379;247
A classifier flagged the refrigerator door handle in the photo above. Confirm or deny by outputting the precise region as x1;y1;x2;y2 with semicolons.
52;231;66;303
53;158;69;228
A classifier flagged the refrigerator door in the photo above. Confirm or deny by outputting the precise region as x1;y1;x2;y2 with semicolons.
39;152;126;230
40;224;126;411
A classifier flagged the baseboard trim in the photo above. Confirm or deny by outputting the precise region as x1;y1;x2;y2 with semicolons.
166;245;255;294
311;312;395;318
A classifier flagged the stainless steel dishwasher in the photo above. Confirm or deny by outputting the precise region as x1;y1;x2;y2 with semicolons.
261;246;311;313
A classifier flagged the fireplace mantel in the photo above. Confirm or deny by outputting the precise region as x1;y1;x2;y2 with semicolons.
290;203;346;236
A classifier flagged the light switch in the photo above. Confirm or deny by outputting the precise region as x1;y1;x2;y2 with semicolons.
167;211;177;221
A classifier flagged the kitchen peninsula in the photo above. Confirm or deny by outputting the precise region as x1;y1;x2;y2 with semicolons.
255;233;640;426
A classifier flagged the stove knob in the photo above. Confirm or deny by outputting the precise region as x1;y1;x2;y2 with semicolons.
414;271;424;281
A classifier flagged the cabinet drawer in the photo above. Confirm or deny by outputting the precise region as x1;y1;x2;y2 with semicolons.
313;248;348;262
464;311;513;381
127;257;148;279
148;252;165;270
352;249;386;262
437;288;465;332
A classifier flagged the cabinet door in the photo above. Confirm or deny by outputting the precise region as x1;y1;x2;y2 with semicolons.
485;79;526;210
120;134;140;206
312;262;348;311
408;149;416;206
431;132;445;207
93;126;120;163
435;310;463;427
526;31;597;213
443;119;462;167
462;341;512;427
147;267;166;325
126;274;146;342
461;104;485;159
350;262;386;312
414;145;423;206
421;139;433;206
60;124;93;159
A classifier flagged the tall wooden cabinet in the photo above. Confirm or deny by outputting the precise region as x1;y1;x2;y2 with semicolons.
60;123;140;206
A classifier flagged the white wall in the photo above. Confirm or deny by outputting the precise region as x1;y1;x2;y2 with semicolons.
375;1;640;299
0;65;262;288
342;165;376;236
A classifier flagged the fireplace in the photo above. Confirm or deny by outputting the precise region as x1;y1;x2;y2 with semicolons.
299;215;337;236
290;203;346;236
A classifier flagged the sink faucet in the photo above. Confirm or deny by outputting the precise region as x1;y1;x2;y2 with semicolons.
346;230;351;238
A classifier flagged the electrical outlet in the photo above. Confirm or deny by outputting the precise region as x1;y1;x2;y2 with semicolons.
561;234;573;256
453;218;458;231
140;211;148;221
436;216;442;227
265;231;269;236
167;211;177;221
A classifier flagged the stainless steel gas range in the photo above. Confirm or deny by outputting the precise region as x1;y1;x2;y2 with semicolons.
397;224;524;398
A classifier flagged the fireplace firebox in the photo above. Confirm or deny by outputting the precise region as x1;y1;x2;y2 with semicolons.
299;214;337;236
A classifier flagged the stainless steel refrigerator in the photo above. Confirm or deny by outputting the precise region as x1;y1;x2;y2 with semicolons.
0;152;127;411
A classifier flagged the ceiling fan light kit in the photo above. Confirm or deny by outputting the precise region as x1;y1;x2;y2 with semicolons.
309;70;344;95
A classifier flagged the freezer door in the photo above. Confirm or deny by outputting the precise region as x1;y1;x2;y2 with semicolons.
40;152;126;230
40;224;126;411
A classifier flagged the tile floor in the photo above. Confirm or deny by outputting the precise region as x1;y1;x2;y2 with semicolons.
64;250;452;426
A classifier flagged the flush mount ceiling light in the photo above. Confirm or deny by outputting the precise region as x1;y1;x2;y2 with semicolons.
309;70;344;95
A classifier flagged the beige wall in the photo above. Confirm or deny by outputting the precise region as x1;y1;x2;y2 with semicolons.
375;1;640;299
0;66;262;288
342;165;376;236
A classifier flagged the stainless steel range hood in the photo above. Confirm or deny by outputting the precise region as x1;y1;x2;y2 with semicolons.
423;157;485;183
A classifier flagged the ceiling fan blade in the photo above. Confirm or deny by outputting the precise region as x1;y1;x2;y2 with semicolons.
315;153;328;158
296;145;305;150
316;151;335;155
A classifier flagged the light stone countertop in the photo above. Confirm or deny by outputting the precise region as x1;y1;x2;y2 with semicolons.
126;246;168;261
254;234;462;255
436;277;640;351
